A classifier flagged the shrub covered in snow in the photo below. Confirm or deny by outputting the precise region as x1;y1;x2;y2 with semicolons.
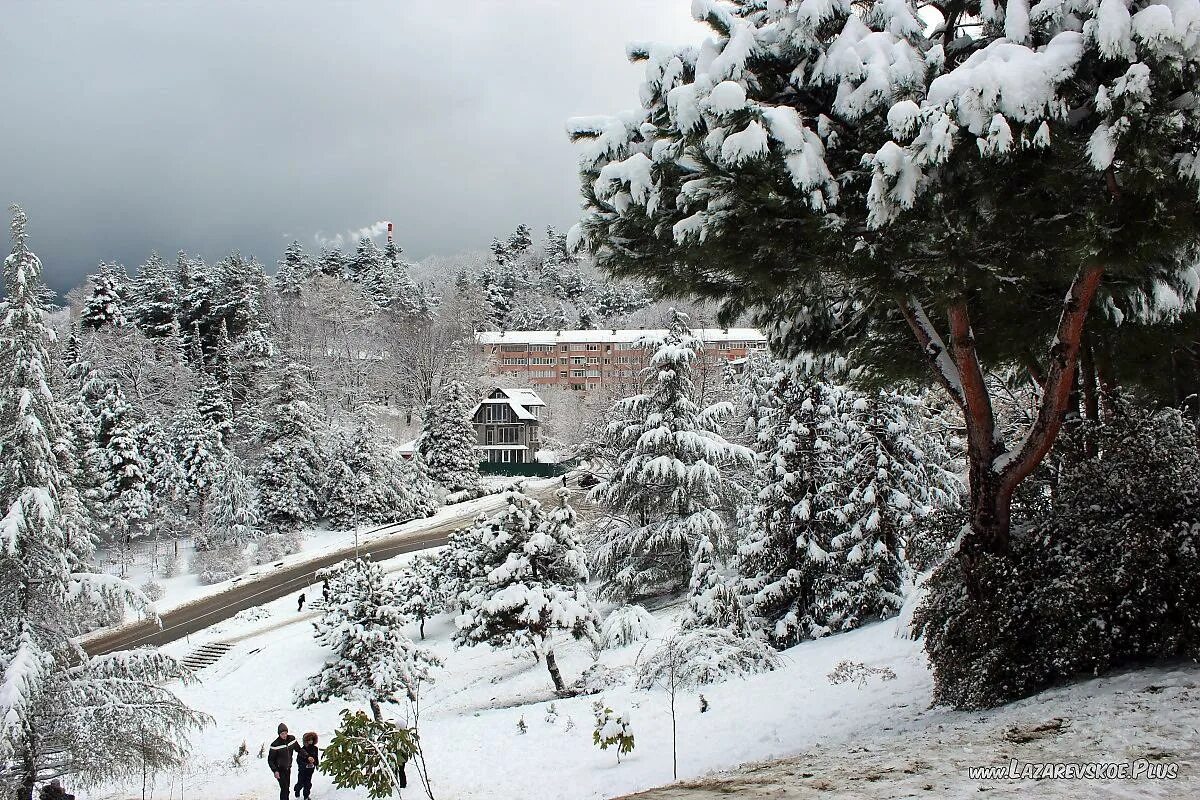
254;531;298;564
635;628;781;689
916;407;1200;709
591;702;635;764
193;543;247;585
826;660;897;687
600;604;659;649
140;579;165;603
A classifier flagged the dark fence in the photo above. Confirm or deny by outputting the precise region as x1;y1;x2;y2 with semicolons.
479;459;578;478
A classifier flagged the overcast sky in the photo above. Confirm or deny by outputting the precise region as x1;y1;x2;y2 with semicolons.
0;1;704;293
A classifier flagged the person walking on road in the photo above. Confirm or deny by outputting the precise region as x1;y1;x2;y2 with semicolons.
294;731;320;799
297;593;306;612
268;722;303;800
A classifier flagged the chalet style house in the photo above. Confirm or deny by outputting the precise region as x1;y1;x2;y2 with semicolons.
476;328;767;392
470;387;545;465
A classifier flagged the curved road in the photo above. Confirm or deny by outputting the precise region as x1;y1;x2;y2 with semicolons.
81;481;574;656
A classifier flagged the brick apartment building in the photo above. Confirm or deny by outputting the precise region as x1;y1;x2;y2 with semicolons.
475;328;768;391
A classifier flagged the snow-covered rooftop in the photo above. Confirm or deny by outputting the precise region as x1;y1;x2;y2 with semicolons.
469;387;546;422
476;328;765;345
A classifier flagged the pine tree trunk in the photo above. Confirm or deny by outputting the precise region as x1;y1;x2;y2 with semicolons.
370;699;383;723
419;617;426;640
545;648;567;695
897;265;1105;578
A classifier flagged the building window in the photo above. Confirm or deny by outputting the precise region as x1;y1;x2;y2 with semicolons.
498;426;521;444
501;358;526;365
500;344;526;352
587;356;600;364
586;343;600;352
570;369;585;377
486;404;508;422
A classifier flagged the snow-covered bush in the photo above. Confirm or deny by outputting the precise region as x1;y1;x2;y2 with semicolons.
916;407;1200;709
826;660;897;687
571;662;631;695
395;554;449;639
591;702;634;764
192;543;247;585
600;605;659;649
254;532;298;564
140;579;165;603
635;628;781;689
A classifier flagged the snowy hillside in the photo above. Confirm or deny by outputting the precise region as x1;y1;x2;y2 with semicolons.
79;576;1199;800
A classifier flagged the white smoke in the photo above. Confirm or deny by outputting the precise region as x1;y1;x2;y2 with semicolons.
313;220;389;250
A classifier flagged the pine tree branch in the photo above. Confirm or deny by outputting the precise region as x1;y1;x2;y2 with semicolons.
896;296;965;409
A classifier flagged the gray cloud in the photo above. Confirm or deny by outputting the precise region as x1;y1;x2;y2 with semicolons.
0;1;702;293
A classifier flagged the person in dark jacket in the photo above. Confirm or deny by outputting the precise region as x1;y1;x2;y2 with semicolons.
39;780;74;800
293;731;319;799
297;592;306;612
268;723;303;800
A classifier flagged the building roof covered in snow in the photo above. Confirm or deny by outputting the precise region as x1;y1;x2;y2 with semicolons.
469;386;546;422
475;328;765;346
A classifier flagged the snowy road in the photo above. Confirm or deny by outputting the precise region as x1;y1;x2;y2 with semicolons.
80;480;572;655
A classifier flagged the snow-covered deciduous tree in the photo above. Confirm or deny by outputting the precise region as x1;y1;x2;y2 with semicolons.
589;310;751;599
297;557;440;723
634;628;780;690
0;207;207;799
453;489;598;695
419;376;480;495
569;0;1200;584
255;364;326;533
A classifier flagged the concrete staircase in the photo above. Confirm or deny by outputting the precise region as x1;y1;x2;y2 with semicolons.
180;641;233;672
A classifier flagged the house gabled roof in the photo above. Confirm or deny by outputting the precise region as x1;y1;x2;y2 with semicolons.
469;386;546;422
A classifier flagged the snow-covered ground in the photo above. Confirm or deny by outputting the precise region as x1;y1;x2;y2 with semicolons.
78;581;1200;800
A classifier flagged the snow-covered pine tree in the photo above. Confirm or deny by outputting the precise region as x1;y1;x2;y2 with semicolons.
394;555;446;640
0;207;207;798
297;556;440;722
679;534;749;635
348;236;384;285
80;261;130;330
275;240;313;298
735;365;848;647
589;310;751;599
419;377;480;495
130;252;179;338
324;418;421;528
453;489;597;694
204;455;262;547
569;0;1200;582
318;245;347;278
402;451;441;520
381;236;432;319
84;378;153;554
255;364;326;533
196;372;233;448
171;402;225;529
816;390;962;631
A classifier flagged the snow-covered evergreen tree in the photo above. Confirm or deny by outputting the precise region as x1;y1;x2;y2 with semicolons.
274;240;313;298
131;252;179;338
419;377;480;495
255;364;326;533
736;363;962;646
80;261;130;330
324;418;426;528
0;207;207;798
394;554;446;640
297;557;440;722
453;489;597;694
679;534;749;636
816;391;962;631
196;373;233;447
171;403;225;528
84;379;153;550
589;310;751;599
